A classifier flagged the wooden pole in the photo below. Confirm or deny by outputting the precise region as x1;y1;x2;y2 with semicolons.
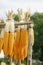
10;58;12;65
18;59;21;65
27;23;34;65
0;22;33;27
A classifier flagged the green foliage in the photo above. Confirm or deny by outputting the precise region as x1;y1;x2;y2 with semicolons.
14;14;20;21
31;12;43;60
31;12;43;45
0;58;9;64
0;58;43;65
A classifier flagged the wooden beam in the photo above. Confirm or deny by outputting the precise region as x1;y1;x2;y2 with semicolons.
0;21;33;27
0;23;5;28
15;21;33;26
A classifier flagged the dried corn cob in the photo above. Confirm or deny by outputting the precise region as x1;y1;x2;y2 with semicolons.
0;38;3;52
3;32;9;56
9;21;15;58
9;32;14;58
0;29;4;52
3;22;10;56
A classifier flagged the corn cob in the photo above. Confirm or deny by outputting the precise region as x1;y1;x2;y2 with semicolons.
3;22;10;57
9;21;15;58
3;32;9;56
0;38;3;52
20;29;28;48
20;48;24;60
14;54;18;61
9;32;14;58
0;29;4;52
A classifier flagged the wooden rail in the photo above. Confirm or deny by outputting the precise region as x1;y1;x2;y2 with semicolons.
0;23;5;28
0;21;33;27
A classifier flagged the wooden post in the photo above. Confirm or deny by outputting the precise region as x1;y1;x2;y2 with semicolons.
27;23;34;65
10;58;12;65
18;59;21;65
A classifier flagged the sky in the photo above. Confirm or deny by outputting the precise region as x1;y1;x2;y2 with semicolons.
0;0;43;18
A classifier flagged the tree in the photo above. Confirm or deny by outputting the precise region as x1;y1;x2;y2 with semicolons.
31;12;43;60
14;14;20;22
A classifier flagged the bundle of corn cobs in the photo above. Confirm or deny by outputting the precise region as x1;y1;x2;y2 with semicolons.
0;20;34;61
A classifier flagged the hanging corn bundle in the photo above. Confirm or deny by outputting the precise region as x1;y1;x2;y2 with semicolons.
14;27;34;61
9;21;15;58
3;22;10;56
14;29;28;61
19;29;28;60
3;10;15;58
13;29;20;60
0;29;4;52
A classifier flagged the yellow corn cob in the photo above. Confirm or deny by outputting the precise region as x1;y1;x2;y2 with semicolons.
14;54;18;61
3;32;9;56
20;54;24;60
20;45;28;60
14;45;19;60
0;38;3;52
8;32;14;58
24;46;28;58
10;48;13;58
14;30;20;48
13;30;20;60
20;48;24;60
20;29;28;48
0;29;4;53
